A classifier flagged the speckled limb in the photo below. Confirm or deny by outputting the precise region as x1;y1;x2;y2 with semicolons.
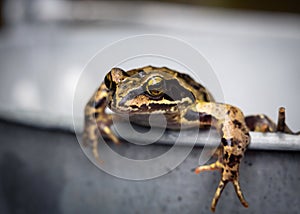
192;102;250;212
83;83;120;162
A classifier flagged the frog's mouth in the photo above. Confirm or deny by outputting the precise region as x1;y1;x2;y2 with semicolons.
110;99;179;114
110;92;195;116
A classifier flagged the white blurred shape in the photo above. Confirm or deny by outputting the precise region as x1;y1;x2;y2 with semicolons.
63;66;81;96
57;66;82;116
12;80;41;111
32;0;71;21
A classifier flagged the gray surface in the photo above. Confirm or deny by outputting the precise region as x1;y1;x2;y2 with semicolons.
0;109;300;151
0;120;299;214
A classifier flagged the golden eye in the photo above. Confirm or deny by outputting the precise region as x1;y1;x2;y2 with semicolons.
146;76;164;96
104;73;113;89
104;68;128;90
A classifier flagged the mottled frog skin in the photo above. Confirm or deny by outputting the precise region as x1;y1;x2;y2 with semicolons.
84;66;297;212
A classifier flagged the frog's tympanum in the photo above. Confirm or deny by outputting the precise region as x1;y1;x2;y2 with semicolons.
84;66;297;212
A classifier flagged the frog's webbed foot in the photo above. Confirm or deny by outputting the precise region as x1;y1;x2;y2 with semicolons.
194;161;248;212
210;179;248;212
245;107;299;134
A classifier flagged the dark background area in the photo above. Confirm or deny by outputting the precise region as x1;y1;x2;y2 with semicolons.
127;0;300;13
161;0;300;13
1;0;300;27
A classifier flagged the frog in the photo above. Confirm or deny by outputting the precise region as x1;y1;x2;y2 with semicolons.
83;65;297;212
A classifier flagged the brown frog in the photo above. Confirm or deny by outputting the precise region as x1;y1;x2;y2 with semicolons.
84;66;297;212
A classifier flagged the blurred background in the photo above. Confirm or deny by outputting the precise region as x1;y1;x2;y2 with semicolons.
0;0;300;129
0;1;300;214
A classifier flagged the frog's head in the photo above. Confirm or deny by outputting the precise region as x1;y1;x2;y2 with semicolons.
104;67;196;114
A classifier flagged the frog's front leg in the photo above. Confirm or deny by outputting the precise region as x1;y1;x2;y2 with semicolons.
185;102;250;212
84;83;120;161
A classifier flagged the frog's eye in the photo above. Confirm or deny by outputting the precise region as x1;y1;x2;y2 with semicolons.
105;68;128;90
104;72;115;90
146;76;165;97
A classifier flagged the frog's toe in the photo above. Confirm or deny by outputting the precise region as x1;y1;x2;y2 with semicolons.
96;114;121;144
210;179;228;212
233;178;249;208
194;161;223;174
100;125;120;144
